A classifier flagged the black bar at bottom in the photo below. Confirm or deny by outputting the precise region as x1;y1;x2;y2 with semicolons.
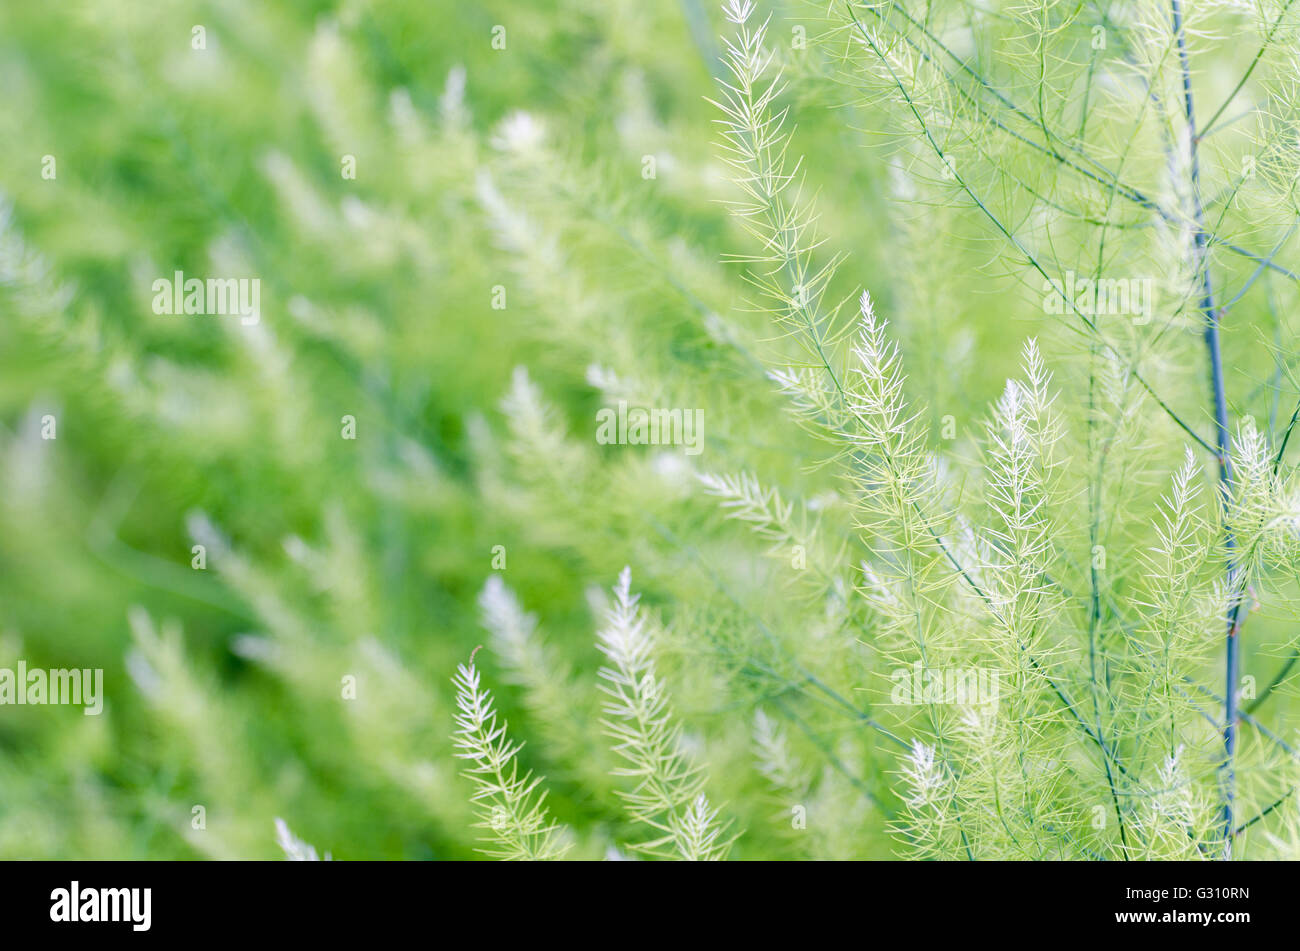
0;859;1276;938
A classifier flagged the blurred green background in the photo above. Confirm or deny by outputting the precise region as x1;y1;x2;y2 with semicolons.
2;0;1299;859
3;0;865;860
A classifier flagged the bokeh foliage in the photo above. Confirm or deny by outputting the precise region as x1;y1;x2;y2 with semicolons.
2;0;1300;859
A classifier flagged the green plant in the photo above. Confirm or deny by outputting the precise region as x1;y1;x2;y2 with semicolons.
456;0;1300;859
6;0;1300;863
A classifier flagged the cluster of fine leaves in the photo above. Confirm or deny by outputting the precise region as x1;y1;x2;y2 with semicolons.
7;0;1300;861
